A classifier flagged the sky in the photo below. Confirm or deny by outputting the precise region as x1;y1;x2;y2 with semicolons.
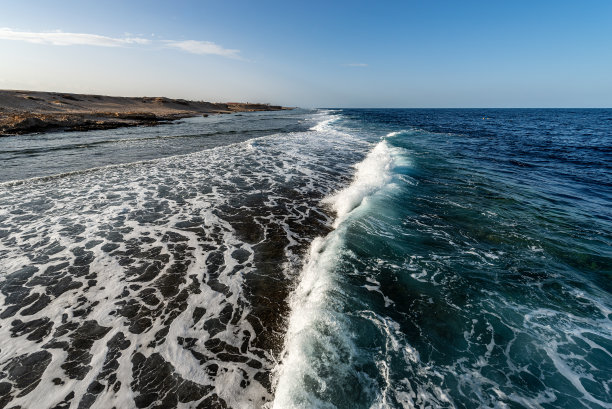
0;0;611;107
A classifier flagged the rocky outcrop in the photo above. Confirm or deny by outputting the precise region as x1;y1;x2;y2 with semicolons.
0;90;290;136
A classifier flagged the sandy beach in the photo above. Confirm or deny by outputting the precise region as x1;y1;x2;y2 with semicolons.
0;90;288;135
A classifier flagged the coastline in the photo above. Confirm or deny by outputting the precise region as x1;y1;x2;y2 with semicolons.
0;89;290;136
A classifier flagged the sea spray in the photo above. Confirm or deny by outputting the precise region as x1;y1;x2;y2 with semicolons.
324;141;394;228
271;139;396;408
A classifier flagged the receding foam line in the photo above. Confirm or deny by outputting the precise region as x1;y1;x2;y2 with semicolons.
0;130;288;187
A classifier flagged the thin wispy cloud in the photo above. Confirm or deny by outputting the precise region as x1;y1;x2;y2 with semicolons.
164;40;240;59
345;63;368;67
0;28;240;59
0;28;149;47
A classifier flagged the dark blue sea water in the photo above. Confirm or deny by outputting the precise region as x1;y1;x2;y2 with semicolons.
274;109;612;409
0;109;610;408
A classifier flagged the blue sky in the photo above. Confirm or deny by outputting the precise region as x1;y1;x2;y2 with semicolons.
1;0;611;107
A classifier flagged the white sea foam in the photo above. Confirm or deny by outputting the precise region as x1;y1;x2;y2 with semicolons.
0;109;369;409
323;140;394;228
271;232;348;408
309;113;341;133
273;112;612;409
271;134;400;408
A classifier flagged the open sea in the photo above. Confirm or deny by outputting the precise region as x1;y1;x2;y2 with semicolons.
0;109;610;409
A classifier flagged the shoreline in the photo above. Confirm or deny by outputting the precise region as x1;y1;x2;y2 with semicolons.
0;90;290;136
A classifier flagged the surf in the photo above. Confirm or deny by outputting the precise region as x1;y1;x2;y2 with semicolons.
271;136;398;408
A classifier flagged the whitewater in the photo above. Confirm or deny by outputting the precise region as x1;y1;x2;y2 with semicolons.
0;110;371;408
1;108;610;409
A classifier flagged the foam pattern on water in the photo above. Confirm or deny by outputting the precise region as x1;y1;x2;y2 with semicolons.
272;115;612;409
0;111;369;409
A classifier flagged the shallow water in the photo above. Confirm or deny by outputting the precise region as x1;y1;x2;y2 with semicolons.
0;109;610;408
0;111;308;183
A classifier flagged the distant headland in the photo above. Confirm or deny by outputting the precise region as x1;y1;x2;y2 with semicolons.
0;90;289;136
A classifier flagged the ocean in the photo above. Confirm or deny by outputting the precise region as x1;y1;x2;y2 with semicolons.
0;109;610;408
